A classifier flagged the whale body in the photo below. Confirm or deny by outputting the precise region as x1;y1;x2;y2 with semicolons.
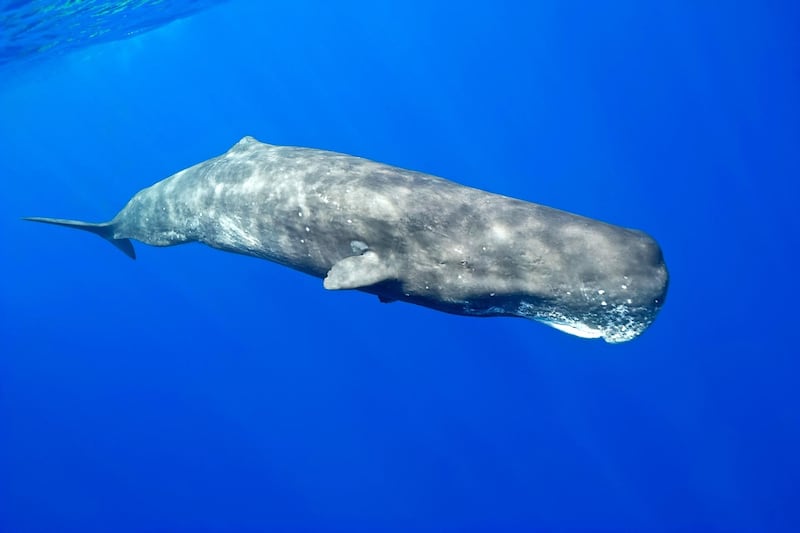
26;136;668;342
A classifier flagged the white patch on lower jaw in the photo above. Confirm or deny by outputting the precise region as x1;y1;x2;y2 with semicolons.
539;319;604;339
529;301;651;343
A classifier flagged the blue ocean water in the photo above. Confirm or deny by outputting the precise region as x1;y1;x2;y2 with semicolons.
1;1;798;531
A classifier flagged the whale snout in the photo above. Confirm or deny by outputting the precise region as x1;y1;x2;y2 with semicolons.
634;232;669;307
550;229;669;343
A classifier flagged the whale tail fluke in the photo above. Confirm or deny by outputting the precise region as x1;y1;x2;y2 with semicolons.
23;217;136;260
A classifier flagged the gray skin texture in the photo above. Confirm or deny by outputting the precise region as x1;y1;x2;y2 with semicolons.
35;136;669;342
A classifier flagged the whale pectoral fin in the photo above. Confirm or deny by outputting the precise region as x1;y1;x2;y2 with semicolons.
323;251;396;291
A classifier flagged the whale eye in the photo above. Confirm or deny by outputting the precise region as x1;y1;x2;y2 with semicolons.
350;240;369;254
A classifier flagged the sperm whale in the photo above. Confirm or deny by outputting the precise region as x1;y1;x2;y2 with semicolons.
25;136;668;342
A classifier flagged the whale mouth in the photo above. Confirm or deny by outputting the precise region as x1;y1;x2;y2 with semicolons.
539;319;604;340
520;301;656;343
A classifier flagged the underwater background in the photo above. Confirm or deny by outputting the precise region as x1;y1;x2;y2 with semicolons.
1;1;798;531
